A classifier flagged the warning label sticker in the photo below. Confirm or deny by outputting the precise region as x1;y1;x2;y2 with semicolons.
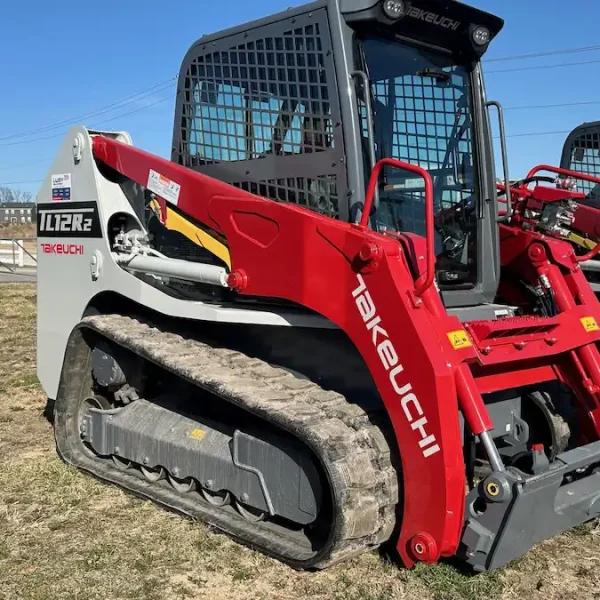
51;173;72;202
188;428;206;440
147;169;181;205
581;317;600;333
447;330;472;350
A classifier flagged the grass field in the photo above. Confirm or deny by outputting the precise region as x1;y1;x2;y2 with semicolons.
0;224;36;239
1;283;600;600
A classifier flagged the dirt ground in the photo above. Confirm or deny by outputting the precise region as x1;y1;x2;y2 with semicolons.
1;282;599;600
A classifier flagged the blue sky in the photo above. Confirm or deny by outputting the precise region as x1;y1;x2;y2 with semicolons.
1;0;599;197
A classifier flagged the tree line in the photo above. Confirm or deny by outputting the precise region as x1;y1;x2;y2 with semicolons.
0;186;33;204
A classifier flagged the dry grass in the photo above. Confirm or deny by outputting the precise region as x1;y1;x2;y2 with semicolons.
0;223;36;239
1;283;600;600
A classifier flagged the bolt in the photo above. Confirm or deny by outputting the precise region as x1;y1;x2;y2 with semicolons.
227;269;248;291
241;492;249;502
206;479;214;490
486;482;500;497
410;532;439;564
514;341;526;350
359;242;380;263
481;346;492;355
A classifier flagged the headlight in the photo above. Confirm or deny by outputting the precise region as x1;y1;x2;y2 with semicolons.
382;0;406;20
472;26;491;46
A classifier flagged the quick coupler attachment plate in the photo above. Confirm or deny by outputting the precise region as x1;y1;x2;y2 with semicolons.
459;441;600;572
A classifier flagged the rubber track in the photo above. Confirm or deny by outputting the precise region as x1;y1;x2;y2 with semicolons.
54;314;399;569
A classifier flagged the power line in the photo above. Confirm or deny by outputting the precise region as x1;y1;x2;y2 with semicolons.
487;58;600;74
0;157;54;171
0;88;175;147
486;45;600;63
505;99;600;111
0;130;577;187
504;130;572;139
91;93;175;127
0;179;43;185
0;77;176;142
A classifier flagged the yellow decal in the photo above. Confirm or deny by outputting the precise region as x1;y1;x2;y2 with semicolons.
189;428;206;440
447;330;472;350
581;317;600;333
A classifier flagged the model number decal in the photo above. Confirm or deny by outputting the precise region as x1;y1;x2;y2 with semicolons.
37;202;102;238
39;211;92;233
352;274;440;458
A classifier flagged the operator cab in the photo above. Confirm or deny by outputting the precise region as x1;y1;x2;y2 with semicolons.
172;0;504;310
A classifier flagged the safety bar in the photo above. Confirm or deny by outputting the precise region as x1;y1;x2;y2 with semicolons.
485;101;512;223
361;157;435;297
350;70;378;216
527;164;600;186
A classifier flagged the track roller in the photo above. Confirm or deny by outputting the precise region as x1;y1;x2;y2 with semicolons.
112;455;132;470
140;465;166;482
200;487;231;507
234;497;266;522
167;474;197;493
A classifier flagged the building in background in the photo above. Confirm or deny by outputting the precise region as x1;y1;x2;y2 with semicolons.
0;202;35;224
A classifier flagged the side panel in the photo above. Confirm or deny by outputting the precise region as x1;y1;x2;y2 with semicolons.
36;127;330;400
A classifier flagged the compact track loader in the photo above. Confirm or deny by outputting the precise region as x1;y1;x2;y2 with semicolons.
505;123;600;292
38;0;600;574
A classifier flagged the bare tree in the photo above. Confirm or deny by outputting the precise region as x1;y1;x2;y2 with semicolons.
0;186;33;204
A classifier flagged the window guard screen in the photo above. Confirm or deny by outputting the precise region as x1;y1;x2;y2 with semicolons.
360;35;478;286
173;10;346;218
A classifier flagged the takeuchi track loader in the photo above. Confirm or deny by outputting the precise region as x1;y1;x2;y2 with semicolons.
503;123;600;294
37;0;600;573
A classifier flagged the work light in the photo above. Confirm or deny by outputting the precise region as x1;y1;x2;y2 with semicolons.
472;26;491;46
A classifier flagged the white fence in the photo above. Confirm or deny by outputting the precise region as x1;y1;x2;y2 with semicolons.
0;238;37;273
